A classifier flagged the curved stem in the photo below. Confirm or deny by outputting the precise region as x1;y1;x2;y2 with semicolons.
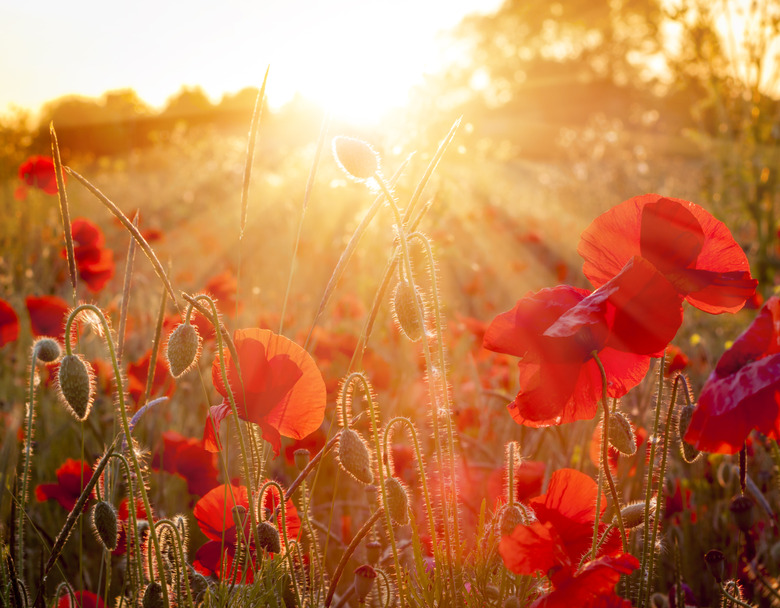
154;519;195;608
720;582;754;608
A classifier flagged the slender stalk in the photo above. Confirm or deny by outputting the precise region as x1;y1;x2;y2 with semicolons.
154;519;195;608
239;67;269;240
720;582;754;608
117;212;139;363
51;123;77;301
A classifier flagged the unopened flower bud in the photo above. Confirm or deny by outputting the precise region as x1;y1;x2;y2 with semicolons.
392;280;425;342
332;136;379;181
92;500;118;551
34;338;61;363
338;429;373;485
384;476;409;526
704;549;726;583
618;499;654;530
729;495;755;532
232;505;247;530
608;412;636;456
499;504;526;536
678;405;700;463
366;540;381;564
142;582;165;608
354;564;378;602
256;520;282;554
166;322;201;378
57;354;94;421
294;448;311;471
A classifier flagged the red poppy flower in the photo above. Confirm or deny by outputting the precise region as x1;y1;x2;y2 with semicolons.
484;258;683;426
35;458;94;511
684;296;780;453
193;483;301;581
65;218;115;293
579;194;757;314
113;497;148;556
204;328;326;456
0;298;19;347
664;344;690;377
152;430;219;497
529;553;639;608
57;590;106;608
26;295;69;340
19;155;61;195
499;468;619;577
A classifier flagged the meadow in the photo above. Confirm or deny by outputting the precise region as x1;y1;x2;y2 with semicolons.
0;76;779;608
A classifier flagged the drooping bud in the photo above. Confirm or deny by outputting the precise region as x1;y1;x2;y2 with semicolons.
729;495;755;532
384;476;409;526
618;499;654;530
332;136;379;181
92;500;118;551
704;549;726;583
338;429;373;485
33;338;61;363
608;412;636;456
392;280;425;342
256;520;282;554
141;582;165;608
166;322;201;378
57;354;94;421
354;564;378;603
678;404;701;463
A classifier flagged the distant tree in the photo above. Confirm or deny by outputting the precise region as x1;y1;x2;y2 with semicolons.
162;86;214;119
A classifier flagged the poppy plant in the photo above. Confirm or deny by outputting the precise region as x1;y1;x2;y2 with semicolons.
499;468;619;577
18;155;61;195
684;296;780;454
578;194;757;314
151;430;219;497
0;298;19;347
204;328;326;456
484;257;683;426
26;295;70;340
35;458;94;511
57;590;106;608
66;218;115;293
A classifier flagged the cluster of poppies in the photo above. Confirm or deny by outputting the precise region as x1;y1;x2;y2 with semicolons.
483;193;764;603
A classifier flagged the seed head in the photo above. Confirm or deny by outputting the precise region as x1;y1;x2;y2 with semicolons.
92;500;118;551
366;540;381;565
57;354;94;421
354;564;377;603
704;549;726;583
294;448;311;472
33;338;61;363
384;476;410;526
392;280;425;342
338;428;374;485
166;322;201;378
256;520;282;554
729;495;755;532
332;136;379;181
608;411;636;456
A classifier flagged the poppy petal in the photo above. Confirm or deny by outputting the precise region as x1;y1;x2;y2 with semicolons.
0;298;19;347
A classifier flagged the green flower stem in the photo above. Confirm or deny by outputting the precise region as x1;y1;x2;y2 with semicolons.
63;304;171;608
374;174;458;603
638;353;667;604
592;353;628;555
154;519;195;608
720;582;754;607
324;508;384;608
105;451;144;592
383;417;437;553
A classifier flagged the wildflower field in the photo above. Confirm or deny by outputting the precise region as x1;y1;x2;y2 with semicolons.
4;8;780;604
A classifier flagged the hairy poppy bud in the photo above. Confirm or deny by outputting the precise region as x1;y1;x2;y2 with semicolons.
678;404;700;463
704;549;726;583
33;337;61;363
729;495;755;532
392;280;425;342
608;412;636;456
618;499;654;530
384;476;409;526
166;322;201;378
256;520;282;554
142;582;165;608
499;504;526;536
92;500;118;551
294;448;311;472
231;505;248;534
366;540;381;564
338;429;374;485
354;564;377;603
332;136;379;181
57;354;94;421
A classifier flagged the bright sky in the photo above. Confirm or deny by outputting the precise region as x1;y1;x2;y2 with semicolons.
0;0;502;125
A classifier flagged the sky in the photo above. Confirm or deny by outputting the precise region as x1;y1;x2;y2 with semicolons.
0;0;502;124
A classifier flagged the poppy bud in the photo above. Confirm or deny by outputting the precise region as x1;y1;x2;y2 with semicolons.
332;136;379;181
503;598;521;608
678;404;700;463
92;500;118;551
256;520;282;554
338;429;374;485
354;564;377;603
498;504;526;536
392;280;425;342
729;495;755;532
618;499;654;530
704;549;726;583
608;412;636;456
384;476;409;526
231;505;247;531
166;322;201;378
294;448;311;471
649;593;669;608
57;354;94;421
366;540;381;564
33;337;61;363
141;582;165;608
